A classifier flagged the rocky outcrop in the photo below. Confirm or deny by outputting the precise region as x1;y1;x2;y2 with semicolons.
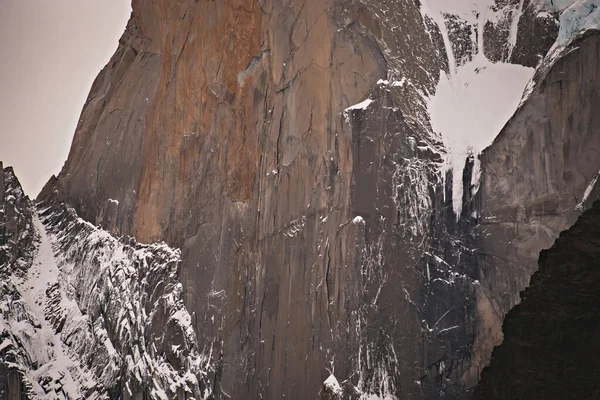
472;199;600;399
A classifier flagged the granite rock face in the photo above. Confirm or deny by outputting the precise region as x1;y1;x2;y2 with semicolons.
2;0;600;399
472;199;600;400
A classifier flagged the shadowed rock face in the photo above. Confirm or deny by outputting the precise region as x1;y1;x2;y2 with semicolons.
36;1;600;399
472;199;600;400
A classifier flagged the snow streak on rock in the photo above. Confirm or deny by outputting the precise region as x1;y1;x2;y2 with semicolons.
392;157;434;240
577;169;600;210
354;223;399;400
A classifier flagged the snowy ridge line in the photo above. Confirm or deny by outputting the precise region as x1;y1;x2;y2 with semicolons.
35;188;213;399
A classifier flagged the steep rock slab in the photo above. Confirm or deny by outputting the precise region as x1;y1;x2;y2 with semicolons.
471;199;600;399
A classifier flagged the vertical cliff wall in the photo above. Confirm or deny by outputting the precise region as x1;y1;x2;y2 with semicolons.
45;0;600;399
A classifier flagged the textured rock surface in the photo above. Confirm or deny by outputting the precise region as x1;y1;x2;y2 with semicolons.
472;199;600;400
12;1;600;399
54;1;449;398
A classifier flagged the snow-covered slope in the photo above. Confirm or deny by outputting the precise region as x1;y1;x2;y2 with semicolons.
1;169;212;399
1;216;96;399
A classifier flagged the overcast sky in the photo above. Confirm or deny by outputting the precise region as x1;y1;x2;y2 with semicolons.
0;1;131;196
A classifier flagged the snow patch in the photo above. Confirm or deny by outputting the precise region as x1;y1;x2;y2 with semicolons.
576;169;600;210
391;78;407;87
324;374;343;397
345;98;374;112
421;0;535;217
430;57;534;217
352;216;365;225
343;97;375;125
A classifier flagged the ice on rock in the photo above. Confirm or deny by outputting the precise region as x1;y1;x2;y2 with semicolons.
421;0;535;217
556;0;600;44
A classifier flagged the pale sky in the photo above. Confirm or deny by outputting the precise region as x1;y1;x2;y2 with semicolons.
0;0;131;196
